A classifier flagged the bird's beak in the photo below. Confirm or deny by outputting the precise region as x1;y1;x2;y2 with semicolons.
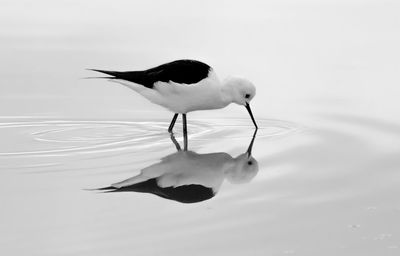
245;102;258;129
246;129;258;158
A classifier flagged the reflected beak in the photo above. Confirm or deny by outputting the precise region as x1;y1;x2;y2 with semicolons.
245;102;258;129
246;129;258;158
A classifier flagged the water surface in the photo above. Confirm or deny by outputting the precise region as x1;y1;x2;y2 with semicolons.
1;1;400;255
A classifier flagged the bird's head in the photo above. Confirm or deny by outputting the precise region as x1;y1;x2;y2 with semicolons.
225;129;259;184
225;77;256;105
223;77;258;128
225;153;259;184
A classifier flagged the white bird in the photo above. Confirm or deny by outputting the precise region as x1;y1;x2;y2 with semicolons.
97;131;258;204
90;59;258;149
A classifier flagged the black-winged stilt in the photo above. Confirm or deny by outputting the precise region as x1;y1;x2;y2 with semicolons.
89;59;258;148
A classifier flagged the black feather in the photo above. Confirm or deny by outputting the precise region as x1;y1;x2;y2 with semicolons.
96;178;215;204
89;59;211;89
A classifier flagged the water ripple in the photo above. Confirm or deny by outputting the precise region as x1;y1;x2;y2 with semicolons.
0;117;300;157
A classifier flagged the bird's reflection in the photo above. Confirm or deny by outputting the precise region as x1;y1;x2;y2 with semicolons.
98;130;258;204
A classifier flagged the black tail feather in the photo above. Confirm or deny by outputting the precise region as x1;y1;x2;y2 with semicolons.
96;186;118;192
87;69;154;88
98;186;113;190
87;69;121;78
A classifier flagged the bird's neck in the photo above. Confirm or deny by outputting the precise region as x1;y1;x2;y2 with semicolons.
219;81;235;106
222;158;237;174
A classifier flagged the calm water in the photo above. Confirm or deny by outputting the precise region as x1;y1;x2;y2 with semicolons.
1;1;400;255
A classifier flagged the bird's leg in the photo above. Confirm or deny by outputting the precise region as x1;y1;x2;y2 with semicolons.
169;132;181;151
168;113;179;133
182;114;188;151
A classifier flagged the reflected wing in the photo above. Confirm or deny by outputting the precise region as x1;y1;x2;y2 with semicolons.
97;178;215;204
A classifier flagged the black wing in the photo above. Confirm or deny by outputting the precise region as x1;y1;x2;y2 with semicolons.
97;178;215;204
89;59;211;88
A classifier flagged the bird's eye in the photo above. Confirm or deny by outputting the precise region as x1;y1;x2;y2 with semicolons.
247;161;252;165
245;94;250;99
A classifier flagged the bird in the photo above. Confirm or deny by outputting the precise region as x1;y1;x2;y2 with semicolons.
89;59;258;149
96;130;258;204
